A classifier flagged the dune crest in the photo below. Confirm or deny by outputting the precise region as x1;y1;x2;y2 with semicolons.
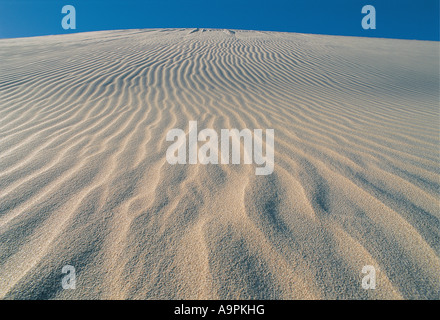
0;29;439;299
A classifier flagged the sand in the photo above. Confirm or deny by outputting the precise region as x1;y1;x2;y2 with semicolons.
0;29;439;299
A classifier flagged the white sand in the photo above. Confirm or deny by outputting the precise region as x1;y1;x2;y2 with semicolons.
0;29;439;299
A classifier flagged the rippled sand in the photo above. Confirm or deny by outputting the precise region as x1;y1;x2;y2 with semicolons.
0;29;439;299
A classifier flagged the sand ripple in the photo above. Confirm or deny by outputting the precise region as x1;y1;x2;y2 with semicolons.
0;29;439;299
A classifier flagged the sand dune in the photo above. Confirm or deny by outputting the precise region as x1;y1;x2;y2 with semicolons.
0;28;439;299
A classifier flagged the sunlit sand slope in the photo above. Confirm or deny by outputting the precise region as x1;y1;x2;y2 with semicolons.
0;29;439;299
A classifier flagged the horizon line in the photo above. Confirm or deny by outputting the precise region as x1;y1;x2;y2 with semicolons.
1;27;438;42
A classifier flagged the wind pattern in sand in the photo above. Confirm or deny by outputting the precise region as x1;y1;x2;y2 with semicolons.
0;29;439;299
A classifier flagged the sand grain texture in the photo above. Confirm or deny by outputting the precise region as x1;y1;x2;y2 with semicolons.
0;29;439;299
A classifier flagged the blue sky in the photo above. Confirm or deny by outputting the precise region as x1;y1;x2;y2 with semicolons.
0;0;438;40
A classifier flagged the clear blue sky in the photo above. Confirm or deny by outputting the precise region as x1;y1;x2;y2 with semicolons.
0;0;438;40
